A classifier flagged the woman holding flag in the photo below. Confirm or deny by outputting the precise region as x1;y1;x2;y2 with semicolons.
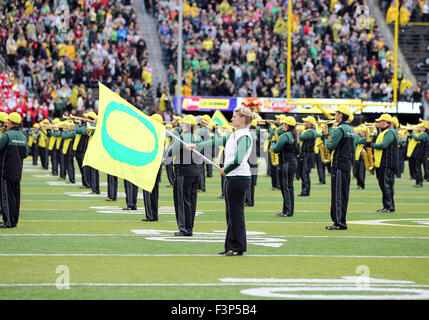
188;106;258;256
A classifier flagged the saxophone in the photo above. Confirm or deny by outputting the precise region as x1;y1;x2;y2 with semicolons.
319;124;331;164
363;126;374;171
270;126;280;167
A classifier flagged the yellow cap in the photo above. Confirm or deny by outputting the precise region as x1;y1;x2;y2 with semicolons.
66;120;75;127
33;123;40;128
0;112;8;123
8;112;22;124
87;111;98;120
335;105;352;117
281;116;296;127
151;113;163;124
302;116;317;126
275;114;286;121
173;115;183;123
183;114;197;126
391;117;399;128
53;118;60;124
375;114;392;122
200;114;211;123
42;118;50;124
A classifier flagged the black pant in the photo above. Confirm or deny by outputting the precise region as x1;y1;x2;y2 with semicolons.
224;177;250;253
376;167;395;211
279;160;297;216
173;175;199;234
245;174;257;206
198;164;206;191
165;163;174;186
300;155;313;195
424;158;429;180
0;178;20;228
89;166;100;194
50;149;59;176
412;158;424;186
315;152;326;184
76;152;90;188
64;153;75;183
107;174;118;200
330;167;351;229
39;147;48;170
355;157;366;189
409;158;416;179
143;169;161;221
32;144;38;165
124;180;138;209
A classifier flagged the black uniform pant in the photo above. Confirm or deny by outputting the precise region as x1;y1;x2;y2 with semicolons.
76;152;90;188
88;166;100;194
424;158;429;180
198;164;206;191
409;158;416;179
124;180;138;209
59;151;65;179
245;174;257;206
0;178;20;228
165;163;174;186
376;167;395;211
39;147;48;170
315;152;326;184
173;175;199;234
64;153;75;183
355;157;366;189
32;144;38;165
143;169;161;221
107;174;118;200
330;167;351;229
300;154;314;195
50;149;59;176
412;158;424;186
279;160;297;216
224;177;250;253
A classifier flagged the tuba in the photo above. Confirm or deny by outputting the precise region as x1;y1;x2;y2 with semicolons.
269;126;280;167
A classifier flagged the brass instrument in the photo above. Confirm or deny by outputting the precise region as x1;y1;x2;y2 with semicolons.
40;124;69;130
63;115;96;123
317;121;331;164
269;126;280;167
363;126;374;172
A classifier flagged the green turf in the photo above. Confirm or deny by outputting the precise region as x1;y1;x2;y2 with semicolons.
1;159;428;300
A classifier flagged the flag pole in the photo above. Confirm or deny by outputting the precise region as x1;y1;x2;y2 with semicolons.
166;130;221;171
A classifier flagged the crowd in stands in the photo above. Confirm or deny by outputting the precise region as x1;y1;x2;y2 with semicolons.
0;0;154;127
153;0;422;102
383;0;429;24
0;0;427;126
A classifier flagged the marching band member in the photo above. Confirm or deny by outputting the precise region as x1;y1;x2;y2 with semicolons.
168;114;202;237
142;113;164;222
61;120;76;184
323;106;354;230
354;125;367;189
408;122;429;188
38;119;50;170
271;116;299;217
370;114;397;213
298;116;317;196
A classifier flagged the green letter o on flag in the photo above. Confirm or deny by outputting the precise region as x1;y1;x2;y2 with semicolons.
101;102;159;166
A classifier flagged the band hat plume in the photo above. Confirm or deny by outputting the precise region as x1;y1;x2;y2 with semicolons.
83;82;166;193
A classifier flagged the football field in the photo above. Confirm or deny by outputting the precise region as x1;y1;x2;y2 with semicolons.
1;159;429;301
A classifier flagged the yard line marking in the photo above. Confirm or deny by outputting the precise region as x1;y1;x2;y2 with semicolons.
1;234;429;240
0;253;428;258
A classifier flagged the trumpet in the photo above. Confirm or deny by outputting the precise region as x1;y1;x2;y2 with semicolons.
40;124;70;131
63;115;96;123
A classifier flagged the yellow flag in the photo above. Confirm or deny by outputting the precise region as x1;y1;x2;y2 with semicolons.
211;110;229;127
83;83;166;192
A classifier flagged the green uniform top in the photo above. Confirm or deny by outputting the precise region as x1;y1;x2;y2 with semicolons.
299;127;316;141
271;131;295;153
325;123;355;152
372;128;395;150
411;131;429;142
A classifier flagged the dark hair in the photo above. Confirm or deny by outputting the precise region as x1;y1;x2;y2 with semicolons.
342;113;349;122
288;125;298;150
